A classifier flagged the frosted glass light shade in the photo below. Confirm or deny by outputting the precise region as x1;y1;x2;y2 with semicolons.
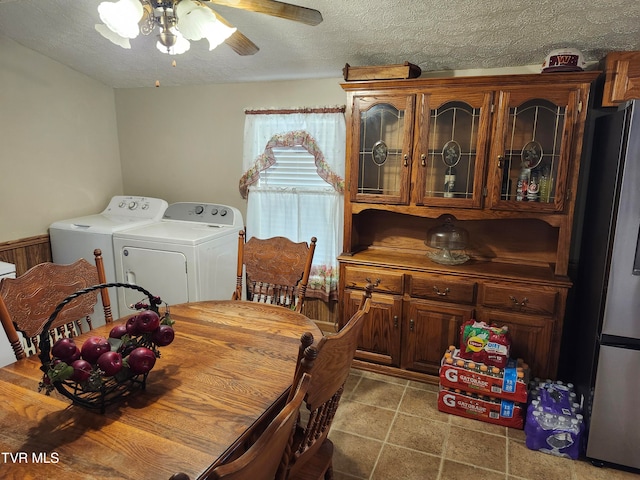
95;23;132;49
202;21;236;50
157;28;191;55
175;0;199;19
177;5;236;50
98;0;143;39
177;4;214;40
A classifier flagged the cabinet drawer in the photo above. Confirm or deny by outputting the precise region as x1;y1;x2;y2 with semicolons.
479;283;557;316
408;274;476;304
343;266;404;294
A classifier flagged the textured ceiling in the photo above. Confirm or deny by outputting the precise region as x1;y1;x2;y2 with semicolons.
0;0;639;88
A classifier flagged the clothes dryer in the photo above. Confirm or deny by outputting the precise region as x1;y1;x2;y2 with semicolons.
112;202;243;317
49;195;168;322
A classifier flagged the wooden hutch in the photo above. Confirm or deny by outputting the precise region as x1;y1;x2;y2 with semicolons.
338;70;600;382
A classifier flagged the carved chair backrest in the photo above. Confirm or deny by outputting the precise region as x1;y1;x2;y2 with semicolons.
0;249;112;360
280;286;373;479
209;373;311;480
232;230;317;313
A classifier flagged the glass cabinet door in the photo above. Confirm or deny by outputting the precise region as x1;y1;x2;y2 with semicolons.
351;95;415;204
413;91;492;208
488;88;579;212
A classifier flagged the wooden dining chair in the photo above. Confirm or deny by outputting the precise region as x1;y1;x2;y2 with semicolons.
279;285;374;480
0;249;112;361
208;373;312;480
232;230;317;313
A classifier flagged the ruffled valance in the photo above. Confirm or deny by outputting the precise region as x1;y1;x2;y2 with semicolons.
239;107;346;198
239;130;344;199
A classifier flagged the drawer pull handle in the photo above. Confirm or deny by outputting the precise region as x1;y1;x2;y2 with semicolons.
393;315;399;328
509;295;529;307
409;318;415;332
421;153;426;166
403;154;409;167
365;278;381;288
433;286;450;296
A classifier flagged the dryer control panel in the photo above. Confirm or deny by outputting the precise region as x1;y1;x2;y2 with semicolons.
102;195;168;219
162;202;242;228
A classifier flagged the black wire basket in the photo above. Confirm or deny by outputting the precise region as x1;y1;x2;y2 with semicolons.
38;282;173;413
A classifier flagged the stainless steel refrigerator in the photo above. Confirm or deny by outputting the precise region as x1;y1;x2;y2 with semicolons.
571;99;640;470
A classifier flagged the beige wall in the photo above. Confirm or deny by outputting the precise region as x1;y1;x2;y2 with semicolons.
0;35;122;243
114;79;346;219
1;32;551;244
0;31;345;242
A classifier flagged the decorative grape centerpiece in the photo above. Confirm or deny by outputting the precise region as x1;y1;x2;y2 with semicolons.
38;283;174;413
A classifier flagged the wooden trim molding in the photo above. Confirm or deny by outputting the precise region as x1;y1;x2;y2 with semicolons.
601;51;640;107
244;106;346;115
0;234;52;276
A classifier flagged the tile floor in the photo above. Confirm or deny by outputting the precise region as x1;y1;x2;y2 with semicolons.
328;368;639;480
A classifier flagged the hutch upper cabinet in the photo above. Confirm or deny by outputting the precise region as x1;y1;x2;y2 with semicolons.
340;71;599;381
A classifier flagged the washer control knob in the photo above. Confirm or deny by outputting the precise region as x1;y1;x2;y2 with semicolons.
141;203;149;210
220;209;228;216
195;205;204;215
211;208;218;216
119;201;127;208
128;201;138;210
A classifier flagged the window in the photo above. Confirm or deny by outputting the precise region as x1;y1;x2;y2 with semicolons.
258;147;330;189
239;108;346;301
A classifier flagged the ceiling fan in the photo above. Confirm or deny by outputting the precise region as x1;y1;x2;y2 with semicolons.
206;0;323;55
96;0;323;56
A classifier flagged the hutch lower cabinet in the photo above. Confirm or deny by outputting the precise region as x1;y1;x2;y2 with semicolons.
338;71;599;382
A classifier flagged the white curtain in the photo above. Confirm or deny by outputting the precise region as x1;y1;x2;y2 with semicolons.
240;107;346;301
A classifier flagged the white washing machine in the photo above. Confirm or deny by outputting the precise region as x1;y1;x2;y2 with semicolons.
112;202;244;316
0;261;17;367
49;195;168;322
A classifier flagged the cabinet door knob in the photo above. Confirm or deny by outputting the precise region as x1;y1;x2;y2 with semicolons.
403;154;409;166
433;286;450;296
497;155;505;168
409;318;415;332
393;315;399;327
421;154;426;166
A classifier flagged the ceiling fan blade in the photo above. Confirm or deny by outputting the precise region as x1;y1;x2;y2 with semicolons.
225;29;260;56
206;0;323;26
213;12;260;55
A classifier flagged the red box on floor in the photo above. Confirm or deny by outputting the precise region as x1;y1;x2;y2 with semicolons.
437;388;525;429
439;348;529;403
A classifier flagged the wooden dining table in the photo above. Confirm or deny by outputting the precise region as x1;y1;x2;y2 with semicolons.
0;300;321;480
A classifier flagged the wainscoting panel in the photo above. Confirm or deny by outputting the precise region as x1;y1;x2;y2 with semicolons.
0;235;52;276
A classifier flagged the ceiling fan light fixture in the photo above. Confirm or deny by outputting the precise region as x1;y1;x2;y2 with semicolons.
98;0;144;39
95;0;321;57
156;28;191;55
